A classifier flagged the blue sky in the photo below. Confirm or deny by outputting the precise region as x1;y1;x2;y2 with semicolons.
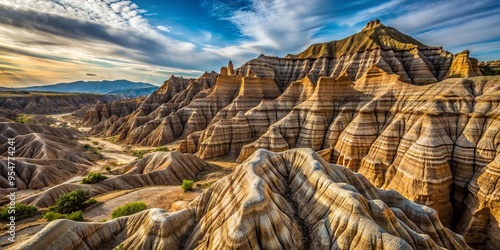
0;0;499;87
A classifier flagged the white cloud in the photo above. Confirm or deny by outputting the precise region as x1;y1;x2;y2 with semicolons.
0;0;499;87
202;31;212;40
203;0;410;59
0;0;220;86
157;25;171;32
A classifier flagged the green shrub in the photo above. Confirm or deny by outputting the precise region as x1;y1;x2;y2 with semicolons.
181;179;194;191
83;198;97;206
111;202;147;219
92;141;99;145
43;210;83;221
51;189;94;214
83;144;92;149
15;114;28;124
105;166;112;173
132;150;147;159
114;243;125;250
66;210;84;221
81;172;108;184
0;204;38;221
107;161;118;167
154;146;170;152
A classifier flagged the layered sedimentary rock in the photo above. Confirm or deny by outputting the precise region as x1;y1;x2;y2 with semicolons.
88;72;218;139
82;97;144;126
233;70;500;247
19;152;207;208
446;50;482;78
0;122;89;190
90;64;282;148
0;92;122;115
478;60;500;75
236;22;475;88
82;21;498;247
17;149;469;250
179;75;315;156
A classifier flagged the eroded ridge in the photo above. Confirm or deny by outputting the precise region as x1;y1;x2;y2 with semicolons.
16;149;469;250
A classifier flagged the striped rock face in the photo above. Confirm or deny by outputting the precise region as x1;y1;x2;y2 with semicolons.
17;149;470;250
79;22;500;248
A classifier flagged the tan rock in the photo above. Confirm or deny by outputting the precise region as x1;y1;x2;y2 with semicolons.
0;122;89;190
19;151;207;208
16;149;470;250
446;50;481;78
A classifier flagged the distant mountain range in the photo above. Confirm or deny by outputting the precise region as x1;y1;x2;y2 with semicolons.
13;80;158;97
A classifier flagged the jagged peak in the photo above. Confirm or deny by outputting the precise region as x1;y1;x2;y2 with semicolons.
362;19;383;31
287;20;436;59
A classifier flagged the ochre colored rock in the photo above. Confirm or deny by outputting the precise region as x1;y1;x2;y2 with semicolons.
17;149;470;250
19;151;207;208
446;50;482;78
78;22;500;248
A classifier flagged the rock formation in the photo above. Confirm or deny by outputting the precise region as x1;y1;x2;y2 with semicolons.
16;149;469;250
0;92;122;115
478;60;500;75
18;151;207;208
0;122;89;191
81;21;498;247
89;64;281;148
82;97;144;126
237;22;473;87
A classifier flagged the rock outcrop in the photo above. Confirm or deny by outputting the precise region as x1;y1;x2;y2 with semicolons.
90;65;282;148
0;92;122;115
82;21;498;247
16;149;469;250
0;122;89;191
18;151;207;208
237;22;474;87
82;97;144;126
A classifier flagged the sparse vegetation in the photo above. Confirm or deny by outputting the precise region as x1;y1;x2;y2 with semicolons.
181;179;194;191
114;243;125;250
480;65;500;75
105;166;112;173
107;160;118;167
92;140;99;145
0;204;38;221
111;202;147;219
154;146;170;152
132;150;148;159
43;210;83;221
49;189;96;214
122;145;132;152
15;114;29;124
83;143;103;158
108;135;118;142
81;172;108;184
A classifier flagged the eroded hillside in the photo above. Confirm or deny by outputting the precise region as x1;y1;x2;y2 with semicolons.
4;21;499;249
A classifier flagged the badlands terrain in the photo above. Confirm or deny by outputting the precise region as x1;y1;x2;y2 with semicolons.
2;21;500;249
